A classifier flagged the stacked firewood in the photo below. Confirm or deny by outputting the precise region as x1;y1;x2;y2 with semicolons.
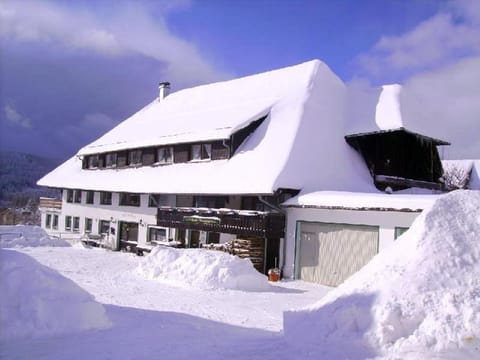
201;237;265;273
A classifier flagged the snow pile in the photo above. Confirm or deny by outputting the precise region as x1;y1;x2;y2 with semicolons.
0;225;70;248
137;247;270;291
284;190;480;357
0;249;111;340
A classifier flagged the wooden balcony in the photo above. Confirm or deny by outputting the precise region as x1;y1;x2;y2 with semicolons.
39;197;62;209
157;207;285;238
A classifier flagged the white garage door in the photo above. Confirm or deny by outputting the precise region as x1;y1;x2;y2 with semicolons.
296;222;379;286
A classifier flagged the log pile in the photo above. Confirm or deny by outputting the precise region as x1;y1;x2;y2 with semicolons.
201;237;265;273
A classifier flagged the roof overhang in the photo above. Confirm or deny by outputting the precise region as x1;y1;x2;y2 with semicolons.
345;127;450;147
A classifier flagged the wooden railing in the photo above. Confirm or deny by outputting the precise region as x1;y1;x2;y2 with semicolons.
157;207;285;238
39;197;62;209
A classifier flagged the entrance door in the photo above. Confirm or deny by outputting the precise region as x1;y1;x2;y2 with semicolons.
296;222;379;286
119;222;139;251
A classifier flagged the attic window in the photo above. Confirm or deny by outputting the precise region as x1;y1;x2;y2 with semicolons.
105;153;117;167
191;144;212;161
128;150;142;166
156;147;173;164
88;155;99;169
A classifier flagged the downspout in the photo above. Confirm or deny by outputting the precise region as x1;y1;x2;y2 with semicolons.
257;195;287;275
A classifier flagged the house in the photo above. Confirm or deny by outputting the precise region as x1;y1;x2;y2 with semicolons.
38;59;454;281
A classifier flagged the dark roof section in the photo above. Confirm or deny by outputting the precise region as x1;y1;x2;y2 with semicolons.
345;127;450;147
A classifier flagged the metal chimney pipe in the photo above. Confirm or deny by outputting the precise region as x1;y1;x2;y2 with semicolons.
158;82;171;101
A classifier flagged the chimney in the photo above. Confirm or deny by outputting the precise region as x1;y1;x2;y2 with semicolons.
158;81;171;101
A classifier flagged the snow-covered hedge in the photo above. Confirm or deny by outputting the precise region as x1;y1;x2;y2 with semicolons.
284;190;480;357
137;247;270;291
0;249;111;340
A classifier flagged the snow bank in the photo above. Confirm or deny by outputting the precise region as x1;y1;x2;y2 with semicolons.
137;247;270;291
284;190;480;357
0;249;111;340
0;225;70;248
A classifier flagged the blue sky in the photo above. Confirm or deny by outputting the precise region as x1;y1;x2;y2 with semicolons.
1;0;479;158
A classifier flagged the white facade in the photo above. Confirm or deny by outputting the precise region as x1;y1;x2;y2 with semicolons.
282;206;421;279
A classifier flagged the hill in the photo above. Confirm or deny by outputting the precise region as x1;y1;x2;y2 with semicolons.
0;151;62;206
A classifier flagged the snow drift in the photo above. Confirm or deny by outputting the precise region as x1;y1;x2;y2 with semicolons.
0;225;70;248
284;190;480;357
0;249;111;340
137;247;270;291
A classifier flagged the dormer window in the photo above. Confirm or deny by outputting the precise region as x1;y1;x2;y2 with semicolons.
191;143;211;161
156;146;173;164
88;155;99;169
128;150;142;166
105;153;117;168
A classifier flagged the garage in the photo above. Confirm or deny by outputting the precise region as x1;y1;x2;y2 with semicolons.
295;222;379;286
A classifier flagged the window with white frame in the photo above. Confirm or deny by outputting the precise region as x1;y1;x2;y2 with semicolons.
45;214;52;228
156;146;173;164
99;220;110;234
148;227;168;243
73;190;82;203
191;143;212;161
86;191;94;204
52;214;58;230
66;189;73;203
105;153;117;167
119;193;140;207
100;192;112;205
73;217;80;232
65;216;72;231
128;149;142;166
85;218;92;233
88;155;99;169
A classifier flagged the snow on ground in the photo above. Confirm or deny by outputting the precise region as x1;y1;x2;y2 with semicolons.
0;225;70;248
137;246;271;291
0;225;331;359
2;191;479;359
284;190;480;359
0;249;110;340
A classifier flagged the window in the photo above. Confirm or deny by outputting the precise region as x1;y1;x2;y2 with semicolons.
86;191;94;204
105;153;117;168
85;218;92;233
142;148;156;166
395;227;409;239
66;189;73;203
100;192;112;205
45;214;52;228
128;149;142;166
88;155;99;169
149;227;167;243
156;147;173;164
119;193;140;207
73;217;80;232
65;216;72;231
52;215;58;230
149;194;169;207
74;190;82;203
191;143;212;161
99;220;110;234
117;152;127;167
195;196;226;209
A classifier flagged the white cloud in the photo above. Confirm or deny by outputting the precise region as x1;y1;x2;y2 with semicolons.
3;103;32;129
0;0;229;85
400;56;480;159
357;0;480;80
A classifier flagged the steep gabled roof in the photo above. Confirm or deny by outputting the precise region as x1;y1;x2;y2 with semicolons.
40;60;376;194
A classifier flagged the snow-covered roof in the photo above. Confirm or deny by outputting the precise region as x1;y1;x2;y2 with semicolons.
283;191;441;212
39;59;380;194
